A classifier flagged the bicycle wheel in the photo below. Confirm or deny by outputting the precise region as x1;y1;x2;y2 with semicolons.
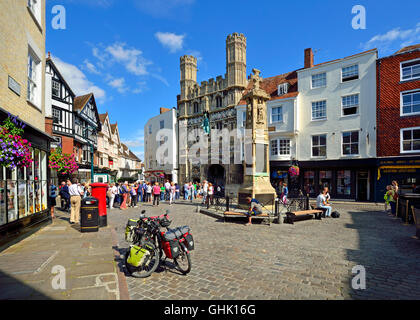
174;250;191;275
125;243;160;278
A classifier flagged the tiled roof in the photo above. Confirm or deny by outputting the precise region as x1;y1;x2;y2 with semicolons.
394;44;420;54
98;112;108;125
238;70;298;105
73;93;93;111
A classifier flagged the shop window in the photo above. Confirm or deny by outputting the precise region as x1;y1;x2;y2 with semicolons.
319;170;332;190
304;171;315;194
337;170;351;195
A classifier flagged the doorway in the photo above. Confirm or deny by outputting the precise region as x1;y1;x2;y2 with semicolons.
208;165;225;187
357;171;369;201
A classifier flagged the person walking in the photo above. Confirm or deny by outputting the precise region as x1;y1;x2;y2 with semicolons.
175;183;180;200
208;183;214;206
169;182;176;205
50;181;57;220
184;182;189;200
153;182;161;206
130;184;137;207
202;180;208;204
109;183;117;209
146;182;152;203
59;181;70;212
387;186;397;216
165;180;171;201
120;182;129;210
68;179;83;225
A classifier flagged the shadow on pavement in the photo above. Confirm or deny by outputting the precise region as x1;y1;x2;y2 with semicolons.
0;270;51;300
345;208;420;299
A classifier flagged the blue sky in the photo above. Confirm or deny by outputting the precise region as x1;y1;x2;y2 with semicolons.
45;0;420;160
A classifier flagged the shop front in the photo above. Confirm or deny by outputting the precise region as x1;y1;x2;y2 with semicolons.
0;110;52;239
270;160;293;192
376;157;420;202
299;159;377;201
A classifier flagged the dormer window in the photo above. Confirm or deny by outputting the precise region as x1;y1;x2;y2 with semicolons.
277;83;289;95
52;80;61;98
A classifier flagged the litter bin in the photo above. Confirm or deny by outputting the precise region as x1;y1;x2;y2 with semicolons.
80;197;99;233
91;183;108;227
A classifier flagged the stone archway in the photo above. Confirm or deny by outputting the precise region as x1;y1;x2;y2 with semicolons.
208;164;226;187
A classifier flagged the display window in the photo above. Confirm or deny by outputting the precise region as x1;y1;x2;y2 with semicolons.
337;170;351;196
0;147;49;226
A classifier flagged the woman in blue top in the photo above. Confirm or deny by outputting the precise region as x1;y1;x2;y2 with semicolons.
50;182;57;219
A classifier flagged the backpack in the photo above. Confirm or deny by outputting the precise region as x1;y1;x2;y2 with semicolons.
393;192;399;201
331;211;340;218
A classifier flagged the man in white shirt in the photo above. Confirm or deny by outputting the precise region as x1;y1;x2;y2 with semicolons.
68;179;83;224
109;183;118;209
202;180;208;204
164;180;170;201
316;187;332;218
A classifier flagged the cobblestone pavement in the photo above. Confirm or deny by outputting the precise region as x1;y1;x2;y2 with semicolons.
0;211;121;300
109;200;420;300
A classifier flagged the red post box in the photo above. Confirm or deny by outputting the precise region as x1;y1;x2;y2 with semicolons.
90;183;108;227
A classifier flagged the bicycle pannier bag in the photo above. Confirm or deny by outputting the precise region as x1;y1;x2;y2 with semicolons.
127;245;149;267
125;219;138;243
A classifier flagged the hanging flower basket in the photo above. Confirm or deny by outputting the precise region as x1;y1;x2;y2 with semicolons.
288;165;300;177
49;147;78;176
0;114;33;170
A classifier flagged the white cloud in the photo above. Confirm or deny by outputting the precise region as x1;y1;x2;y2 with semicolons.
108;77;129;93
124;135;144;148
187;50;203;62
155;32;185;53
132;81;148;94
83;59;101;74
52;56;106;102
105;43;152;76
363;22;420;54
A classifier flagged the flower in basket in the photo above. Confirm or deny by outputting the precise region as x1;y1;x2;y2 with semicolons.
288;165;300;177
49;148;79;175
0;115;33;169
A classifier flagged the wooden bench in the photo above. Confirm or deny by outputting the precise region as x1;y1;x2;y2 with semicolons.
223;211;272;225
285;209;323;224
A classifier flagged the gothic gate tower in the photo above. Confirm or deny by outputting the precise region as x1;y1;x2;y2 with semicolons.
226;33;247;89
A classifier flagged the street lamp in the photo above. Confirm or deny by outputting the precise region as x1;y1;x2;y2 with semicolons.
83;126;96;182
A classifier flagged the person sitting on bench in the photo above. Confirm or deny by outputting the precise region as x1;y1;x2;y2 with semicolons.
245;197;263;226
316;187;332;218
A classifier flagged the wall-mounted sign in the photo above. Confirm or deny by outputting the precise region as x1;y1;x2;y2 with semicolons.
8;76;21;96
51;136;62;149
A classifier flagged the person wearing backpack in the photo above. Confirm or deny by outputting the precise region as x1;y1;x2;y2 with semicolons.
384;185;392;213
387;186;397;216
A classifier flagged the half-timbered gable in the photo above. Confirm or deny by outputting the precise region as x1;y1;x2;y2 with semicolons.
45;57;75;137
73;93;102;148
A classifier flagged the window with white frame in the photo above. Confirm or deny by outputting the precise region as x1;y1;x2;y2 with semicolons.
401;60;420;81
401;127;420;152
271;139;290;156
312;135;327;157
271;140;278;156
277;83;289;95
271;106;283;123
52;80;61;98
27;0;41;25
52;108;62;123
342;131;359;155
311;72;326;88
27;49;41;108
342;94;359;116
311;100;327;120
342;65;359;82
402;90;420;115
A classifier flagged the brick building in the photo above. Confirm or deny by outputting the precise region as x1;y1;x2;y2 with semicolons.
0;0;53;237
376;44;420;199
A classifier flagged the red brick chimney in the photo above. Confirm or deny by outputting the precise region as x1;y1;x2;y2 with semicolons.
304;48;314;69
